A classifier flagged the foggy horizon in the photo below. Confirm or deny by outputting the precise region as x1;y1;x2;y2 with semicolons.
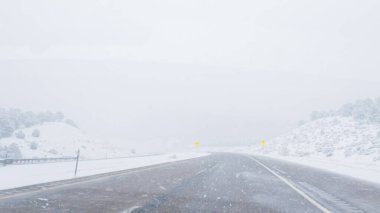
2;59;380;148
1;0;380;148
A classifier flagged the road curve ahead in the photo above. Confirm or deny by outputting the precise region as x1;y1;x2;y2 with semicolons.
0;153;379;213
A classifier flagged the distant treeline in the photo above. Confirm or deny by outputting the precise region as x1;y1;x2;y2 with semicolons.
309;97;380;124
0;108;77;139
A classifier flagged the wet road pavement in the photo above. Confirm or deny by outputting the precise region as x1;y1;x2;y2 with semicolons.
0;153;379;213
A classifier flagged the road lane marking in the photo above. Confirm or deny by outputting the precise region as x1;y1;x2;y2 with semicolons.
122;205;142;213
298;182;364;213
272;167;287;175
250;156;332;213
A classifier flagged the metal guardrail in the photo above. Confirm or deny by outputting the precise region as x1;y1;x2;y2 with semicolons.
0;152;164;177
1;157;76;166
81;153;162;162
0;153;163;167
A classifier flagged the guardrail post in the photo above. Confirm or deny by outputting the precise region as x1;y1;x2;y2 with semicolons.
3;153;7;166
74;149;80;176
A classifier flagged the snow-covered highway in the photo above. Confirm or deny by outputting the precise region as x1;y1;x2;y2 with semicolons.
0;153;379;212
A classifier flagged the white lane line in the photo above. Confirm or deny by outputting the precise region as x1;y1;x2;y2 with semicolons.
298;182;364;213
272;167;287;175
121;205;141;213
250;156;332;213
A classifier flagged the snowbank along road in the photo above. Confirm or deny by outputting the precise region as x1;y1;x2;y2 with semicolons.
0;153;379;213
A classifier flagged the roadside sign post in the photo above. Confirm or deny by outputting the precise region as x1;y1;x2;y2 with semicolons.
74;149;80;176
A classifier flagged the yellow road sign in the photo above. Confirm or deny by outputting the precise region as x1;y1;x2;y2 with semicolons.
194;140;200;148
261;140;267;147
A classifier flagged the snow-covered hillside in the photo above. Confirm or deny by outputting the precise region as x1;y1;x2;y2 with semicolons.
262;116;380;163
249;98;380;164
0;122;122;159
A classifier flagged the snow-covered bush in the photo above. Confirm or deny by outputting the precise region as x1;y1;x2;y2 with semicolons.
32;129;40;137
0;108;68;139
48;149;58;155
14;130;25;139
0;143;22;158
9;143;22;158
30;142;38;150
0;119;13;138
309;97;380;125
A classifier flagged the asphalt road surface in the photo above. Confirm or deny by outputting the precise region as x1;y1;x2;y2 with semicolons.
0;153;379;213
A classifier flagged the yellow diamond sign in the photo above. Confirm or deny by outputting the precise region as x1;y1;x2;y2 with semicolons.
194;140;200;148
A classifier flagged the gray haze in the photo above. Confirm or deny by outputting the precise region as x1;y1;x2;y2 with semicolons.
1;0;380;149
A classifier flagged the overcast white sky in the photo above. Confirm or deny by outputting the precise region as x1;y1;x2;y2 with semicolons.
1;0;380;148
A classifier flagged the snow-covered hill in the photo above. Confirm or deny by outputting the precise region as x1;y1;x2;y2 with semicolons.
0;122;122;159
259;116;380;163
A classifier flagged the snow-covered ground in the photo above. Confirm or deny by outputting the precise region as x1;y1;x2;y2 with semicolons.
0;122;125;159
231;116;380;184
0;152;209;191
266;116;380;162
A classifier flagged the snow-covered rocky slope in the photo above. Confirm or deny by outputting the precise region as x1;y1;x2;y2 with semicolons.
0;122;122;159
251;98;380;164
255;116;380;164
